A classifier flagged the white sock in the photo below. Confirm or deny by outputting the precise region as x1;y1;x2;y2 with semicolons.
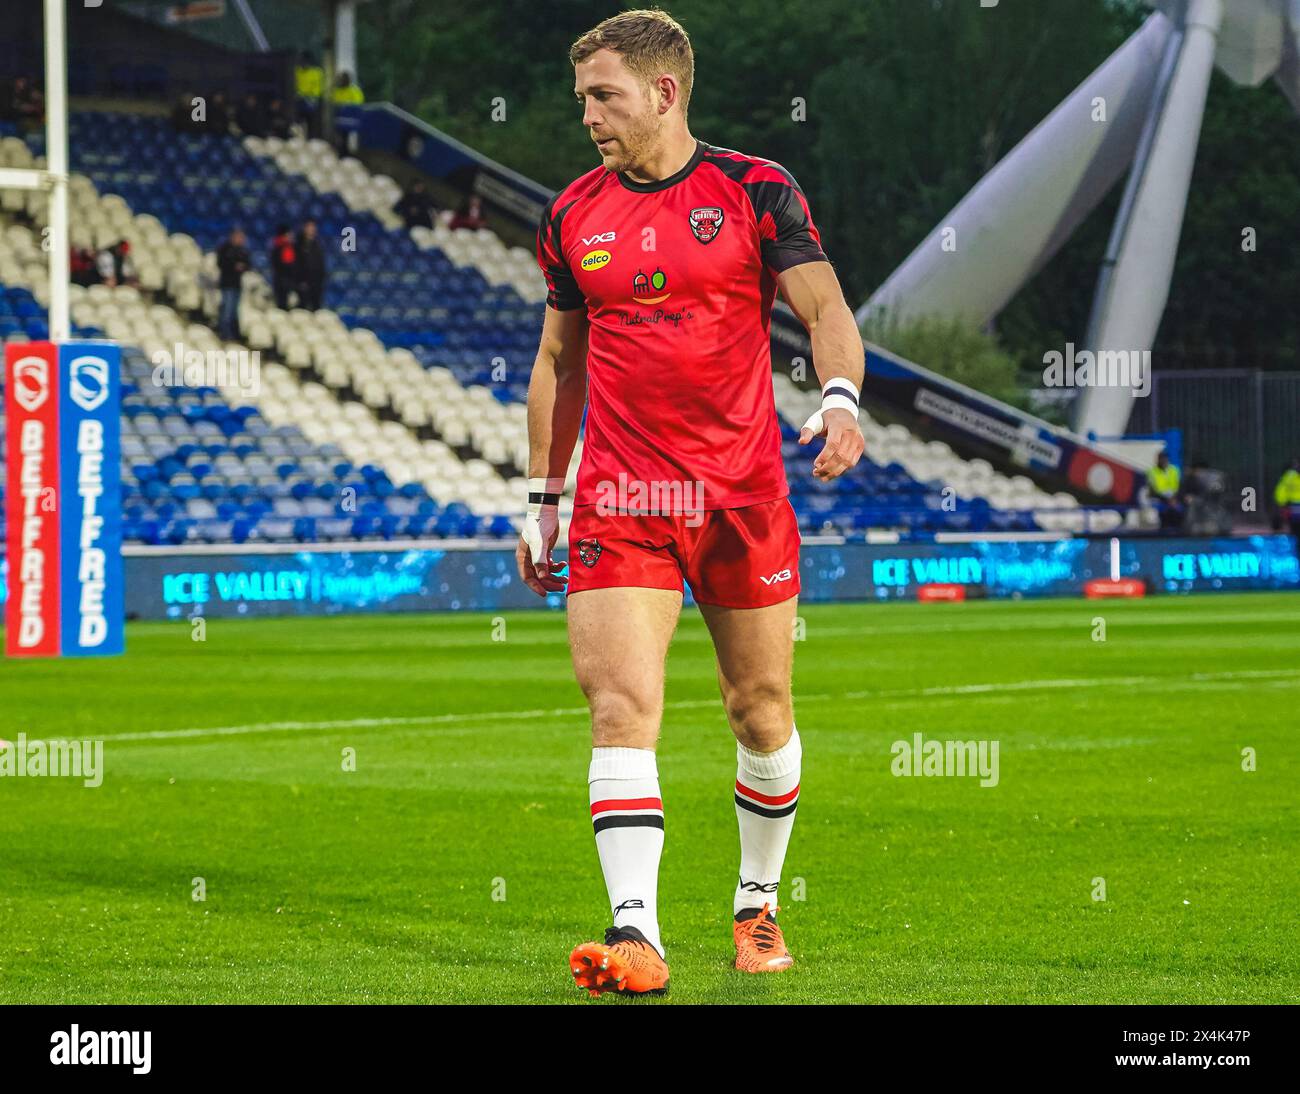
734;728;801;916
589;746;664;956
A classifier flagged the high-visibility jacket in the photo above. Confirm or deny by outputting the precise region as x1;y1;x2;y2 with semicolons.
1147;463;1180;497
295;65;324;99
332;84;365;105
1275;468;1300;506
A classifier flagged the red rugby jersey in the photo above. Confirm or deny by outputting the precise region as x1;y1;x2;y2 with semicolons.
536;139;827;512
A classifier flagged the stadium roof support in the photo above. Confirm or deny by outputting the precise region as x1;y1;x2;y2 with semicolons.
1074;0;1223;436
856;0;1300;439
854;14;1175;336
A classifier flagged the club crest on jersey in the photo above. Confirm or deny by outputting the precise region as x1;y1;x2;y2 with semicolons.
577;538;603;568
689;206;724;244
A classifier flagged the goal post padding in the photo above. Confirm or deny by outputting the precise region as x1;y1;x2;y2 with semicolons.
4;341;123;657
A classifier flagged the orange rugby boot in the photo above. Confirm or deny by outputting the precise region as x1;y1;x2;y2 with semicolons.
733;904;794;973
569;925;670;997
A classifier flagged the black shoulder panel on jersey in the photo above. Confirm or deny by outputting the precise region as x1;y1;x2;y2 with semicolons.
702;148;828;274
536;191;585;311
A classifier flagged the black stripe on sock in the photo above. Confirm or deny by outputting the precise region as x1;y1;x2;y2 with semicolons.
593;814;666;834
528;491;561;506
734;794;799;819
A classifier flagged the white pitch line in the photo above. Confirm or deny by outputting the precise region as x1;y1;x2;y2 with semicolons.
843;667;1300;701
99;697;742;743
92;667;1300;744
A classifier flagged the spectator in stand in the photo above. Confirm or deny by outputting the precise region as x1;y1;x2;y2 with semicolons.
216;227;251;341
1182;458;1231;535
170;91;205;134
207;92;231;137
295;219;326;311
295;51;324;136
266;98;293;140
0;76;44;130
394;179;437;230
449;194;487;231
96;240;137;289
70;245;99;287
236;93;267;139
1146;450;1184;534
269;224;297;310
332;71;365;106
1274;456;1300;538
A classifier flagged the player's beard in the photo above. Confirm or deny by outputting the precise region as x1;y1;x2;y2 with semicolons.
599;102;661;176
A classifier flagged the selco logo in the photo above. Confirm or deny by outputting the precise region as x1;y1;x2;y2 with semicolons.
581;249;612;271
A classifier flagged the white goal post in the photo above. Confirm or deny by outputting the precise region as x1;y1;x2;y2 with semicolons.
0;0;70;342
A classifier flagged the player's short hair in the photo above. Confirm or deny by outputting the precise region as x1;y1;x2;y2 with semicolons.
570;8;694;116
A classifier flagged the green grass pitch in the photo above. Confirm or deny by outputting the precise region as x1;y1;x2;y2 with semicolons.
1;592;1297;1004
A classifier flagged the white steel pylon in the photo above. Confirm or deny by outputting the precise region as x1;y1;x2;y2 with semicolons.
856;0;1300;438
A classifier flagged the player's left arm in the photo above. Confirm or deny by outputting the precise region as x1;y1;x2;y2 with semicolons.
778;261;866;482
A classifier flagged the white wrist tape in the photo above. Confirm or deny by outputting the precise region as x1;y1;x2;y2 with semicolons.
526;476;565;514
819;376;860;416
523;477;565;567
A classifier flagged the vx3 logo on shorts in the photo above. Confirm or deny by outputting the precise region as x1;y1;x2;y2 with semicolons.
760;568;793;586
577;538;603;568
613;898;645;915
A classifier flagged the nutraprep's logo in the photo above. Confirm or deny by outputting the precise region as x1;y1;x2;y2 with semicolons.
631;267;670;305
69;355;109;412
13;356;49;412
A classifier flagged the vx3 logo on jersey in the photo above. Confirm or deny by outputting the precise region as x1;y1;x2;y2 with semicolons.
760;569;793;586
582;231;616;245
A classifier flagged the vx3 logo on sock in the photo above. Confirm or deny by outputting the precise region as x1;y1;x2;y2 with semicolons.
738;880;779;894
613;899;646;915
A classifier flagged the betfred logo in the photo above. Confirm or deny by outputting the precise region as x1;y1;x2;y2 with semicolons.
69;355;110;412
13;356;50;412
59;342;125;657
5;343;61;656
6;341;123;659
